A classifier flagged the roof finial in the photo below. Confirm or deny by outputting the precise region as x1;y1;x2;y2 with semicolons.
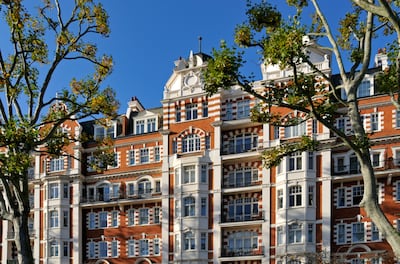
198;36;202;53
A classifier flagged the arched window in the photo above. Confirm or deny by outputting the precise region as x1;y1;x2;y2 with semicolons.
184;196;195;217
138;179;151;195
184;231;195;250
182;134;201;153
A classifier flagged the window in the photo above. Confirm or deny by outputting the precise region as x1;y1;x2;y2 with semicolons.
138;179;151;195
136;120;145;134
88;241;95;258
352;222;365;243
50;210;59;228
88;213;96;229
140;148;149;163
349;155;360;173
372;222;379;241
308;152;314;170
284;122;307;138
49;183;59;199
289;185;302;207
201;233;207;250
139;208;149;225
225;102;233;120
63;183;69;198
352;186;364;206
372;152;380;167
63;211;68;227
337;157;345;172
154;238;160;255
154;146;160;162
63;241;69;257
312;119;318;134
97;184;110;202
227;167;258;188
237;100;250;119
50;157;64;172
227;231;258;254
139;239;149;256
277;226;284;245
288;223;302;244
202;102;208;117
155;181;161;193
337;117;346;132
127;183;134;196
308;185;314;206
227;133;258;154
228;197;258;221
172;140;177;154
175;106;181;122
307;224;314;243
127;209;135;226
201;197;207;216
185;103;198;120
111;240;118;257
128;150;135;165
274;126;280;139
201;164;208;183
371;258;381;264
184;196;195;217
128;240;135;257
184;232;195;250
111;211;118;227
396;110;400;128
50;241;59;257
99;241;108;258
277;189;284;209
288;152;302;171
182;134;201;153
337;224;346;244
99;211;108;228
396;181;400;201
337;188;346;207
183;165;196;184
358;80;371;97
147;118;156;132
154;207;160;224
94;125;114;140
371;113;379;131
205;135;210;149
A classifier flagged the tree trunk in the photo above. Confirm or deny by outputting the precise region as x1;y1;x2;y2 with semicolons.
13;213;34;264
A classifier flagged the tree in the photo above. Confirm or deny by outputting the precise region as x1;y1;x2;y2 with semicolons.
0;0;118;263
203;0;400;258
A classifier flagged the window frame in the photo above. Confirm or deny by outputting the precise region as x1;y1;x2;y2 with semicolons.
289;185;302;207
184;196;196;217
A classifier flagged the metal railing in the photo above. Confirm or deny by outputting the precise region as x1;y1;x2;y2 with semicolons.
220;246;264;257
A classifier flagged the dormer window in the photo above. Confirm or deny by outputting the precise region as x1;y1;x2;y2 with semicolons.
94;124;115;140
135;118;158;135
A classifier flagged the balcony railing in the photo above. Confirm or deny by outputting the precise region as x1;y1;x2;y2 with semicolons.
220;246;264;257
223;180;261;189
80;190;161;203
221;211;264;223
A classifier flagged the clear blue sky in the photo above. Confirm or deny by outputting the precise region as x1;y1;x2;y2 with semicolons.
99;1;252;110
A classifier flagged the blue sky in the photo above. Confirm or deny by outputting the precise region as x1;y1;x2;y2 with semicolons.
99;1;252;110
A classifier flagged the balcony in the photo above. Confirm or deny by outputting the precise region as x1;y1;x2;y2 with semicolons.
221;211;264;224
220;246;264;258
332;164;360;176
80;190;161;204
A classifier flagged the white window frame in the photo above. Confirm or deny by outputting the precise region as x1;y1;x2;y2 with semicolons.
94;124;115;140
127;209;135;226
277;189;284;209
127;239;135;257
99;211;108;228
128;150;135;165
50;210;59;228
337;223;346;244
352;222;365;243
140;148;149;163
288;223;302;244
88;241;95;259
111;240;118;257
337;187;346;207
227;167;258;188
183;165;196;184
182;134;201;153
139;208;149;225
184;231;196;251
99;241;108;258
50;157;64;172
289;185;302;207
154;238;160;255
288;152;303;171
49;183;59;199
237;99;250;119
184;196;195;217
370;112;380;132
50;241;59;257
284;122;306;138
185;103;198;120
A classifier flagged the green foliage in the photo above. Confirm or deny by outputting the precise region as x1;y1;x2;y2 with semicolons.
203;41;245;95
262;136;318;168
245;0;281;33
